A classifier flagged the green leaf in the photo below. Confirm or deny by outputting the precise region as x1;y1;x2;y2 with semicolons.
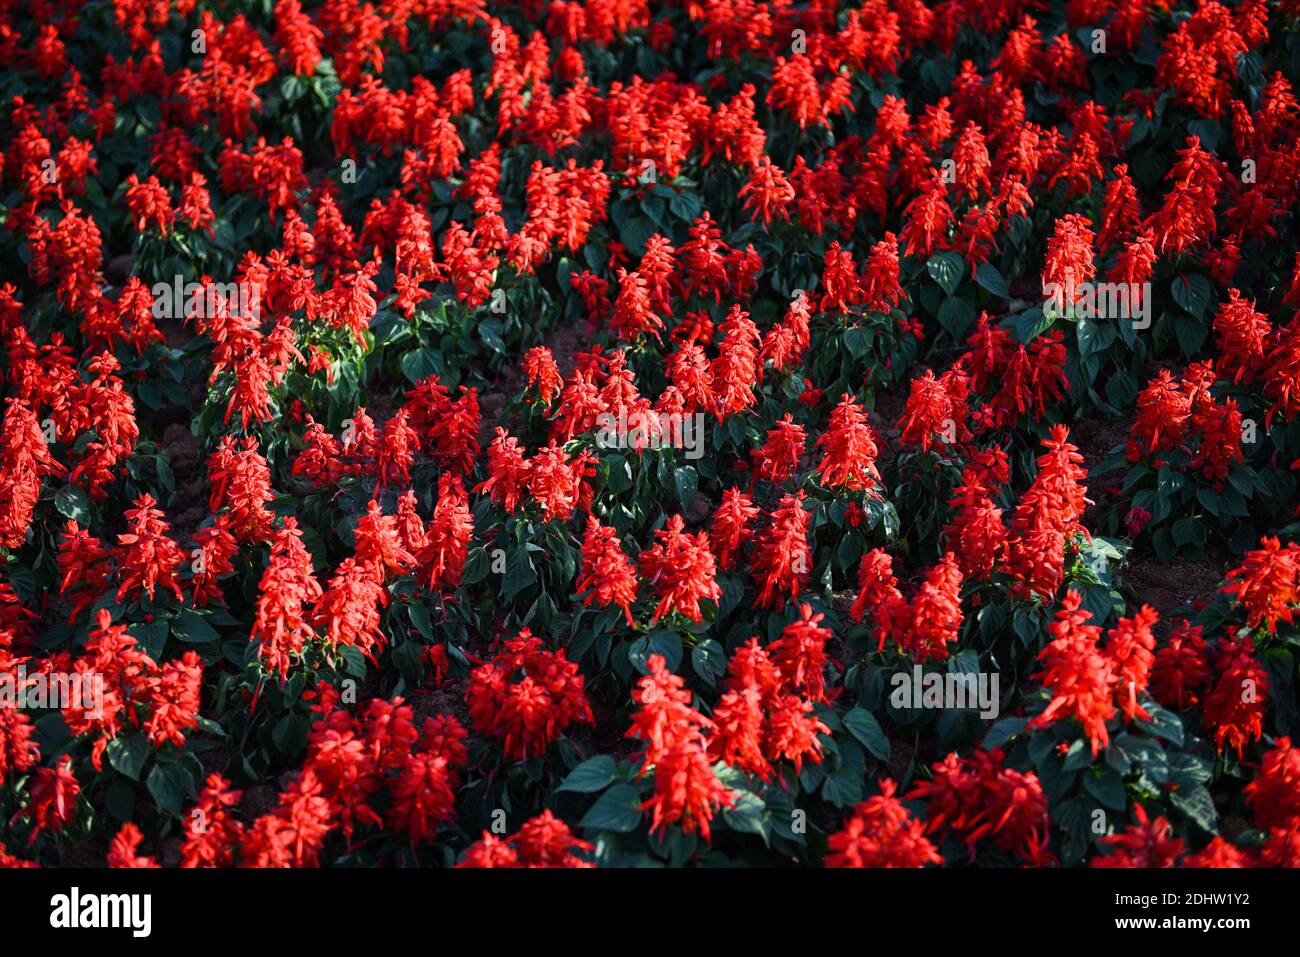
272;713;309;755
721;790;770;844
558;755;617;793
339;645;367;679
1169;784;1218;832
106;734;149;781
1170;273;1211;320
691;639;727;686
926;251;965;295
1168;752;1213;788
842;326;870;358
1134;704;1185;747
672;466;697;511
629;631;683;673
1109;733;1168;785
843;707;890;760
1077;319;1116;359
617;215;656;257
1014;306;1052;343
105;781;136;821
400;349;438;384
478;319;506;354
983;716;1026;749
1062;738;1094;772
130;619;169;661
604;454;633;495
975;262;1010;299
579;783;643;832
1174;312;1208;357
938;295;975;340
146;762;187;817
391;641;424;684
407;601;433;640
1186;118;1221;153
1083;766;1127;811
502;546;536;604
54;485;91;524
171;608;220;644
1105;370;1139;409
821;766;864;807
668;190;701;222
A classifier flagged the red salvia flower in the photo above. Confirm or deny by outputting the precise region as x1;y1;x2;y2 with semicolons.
1150;621;1210;712
815;393;881;492
638;515;721;625
181;774;245;868
898;370;956;453
476;428;531;514
522;346;563;407
627;655;732;842
15;755;80;844
115;493;186;605
460;810;593;868
526;440;584;521
710;487;759;571
769;603;832;702
1222;536;1300;633
0;707;40;782
710;305;761;418
251;517;322;678
1181;837;1253;868
1092;804;1184;868
862;550;964;661
207;436;275;545
1202;634;1269;759
750;414;806;487
851;547;904;626
312;558;388;661
1105;605;1159;723
818;242;863;314
466;629;593;760
420;474;473;592
1213;289;1271;384
749;492;812;610
907;748;1052;865
1126;369;1192;462
107;822;160;868
576;517;639;625
826;779;941;868
1244;737;1300;831
944;476;1007;579
739;156;795;225
1029;590;1116;756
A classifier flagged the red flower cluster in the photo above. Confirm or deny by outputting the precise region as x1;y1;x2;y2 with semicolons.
466;629;593;760
458;810;595;868
1028;592;1159;756
825;779;940;868
626;654;733;841
908;748;1052;866
61;609;204;771
852;548;964;663
709;608;832;780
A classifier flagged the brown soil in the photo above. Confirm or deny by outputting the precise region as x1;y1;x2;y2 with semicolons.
883;735;916;784
867;379;908;472
409;673;471;729
1070;414;1131;527
544;321;594;379
1070;414;1129;473
1122;554;1227;623
159;421;207;537
236;784;279;824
